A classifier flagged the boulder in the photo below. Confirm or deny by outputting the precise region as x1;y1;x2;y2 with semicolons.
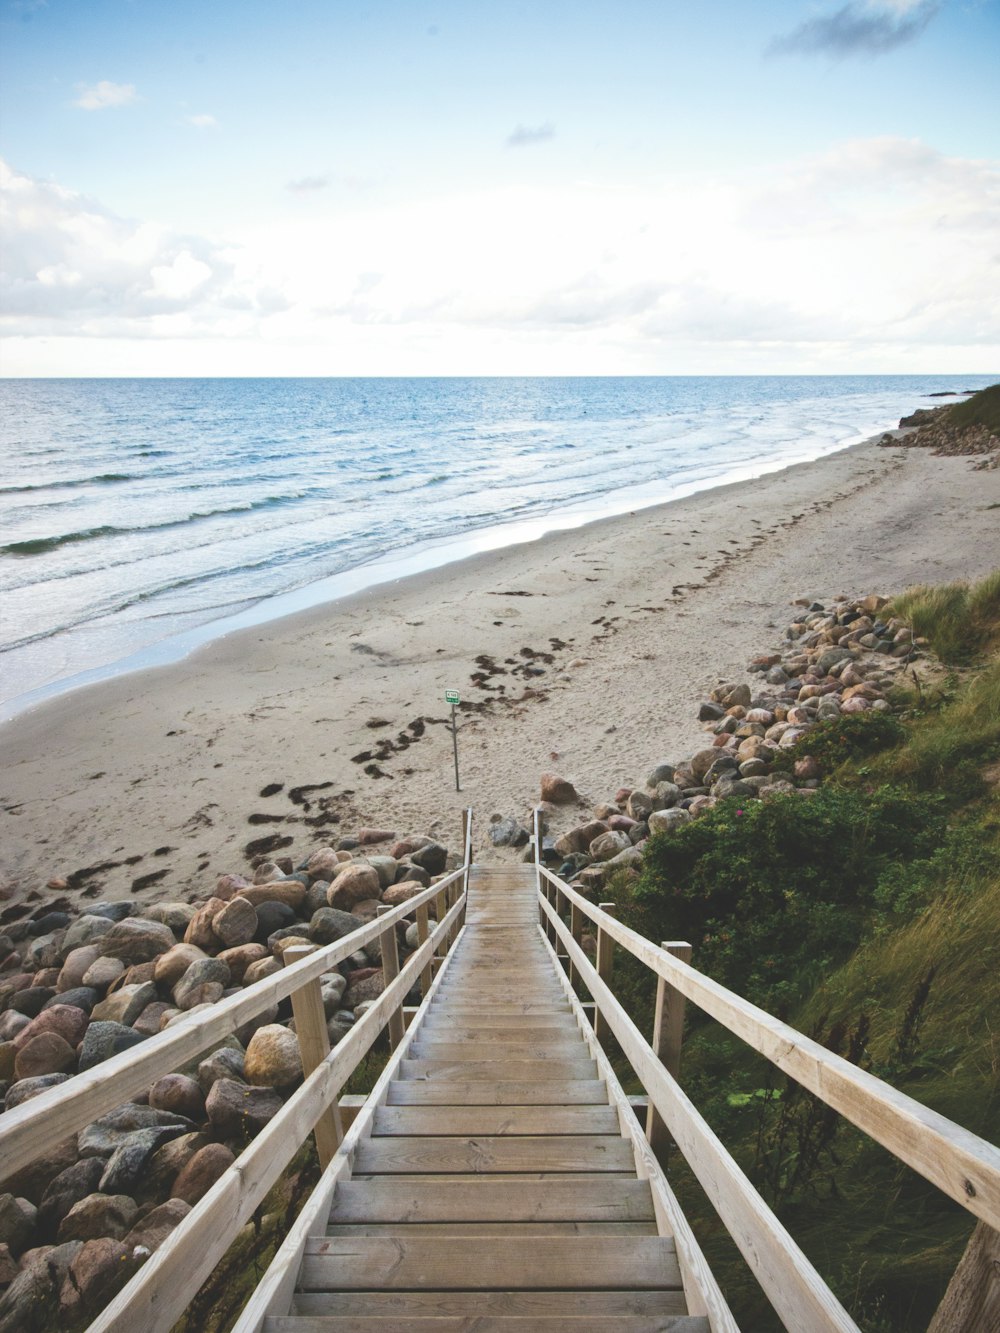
626;790;654;821
488;816;529;848
409;842;448;876
211;897;258;948
77;1021;145;1071
98;919;176;964
60;915;114;953
238;881;307;911
309;908;365;947
60;1237;142;1315
153;943;207;989
56;1194;137;1244
141;902;196;933
540;773;578;805
56;946;102;993
648;808;692;835
173;958;230;1010
81;955;126;990
5;1074;71;1111
0;1194;36;1257
243;1025;303;1088
37;1159;105;1240
170;1144;235;1205
90;981;157;1027
149;1073;205;1122
243;956;282;985
344;969;385;1009
328;864;381;910
98;1125;185;1195
123;1198;191;1251
588;831;631;862
13;1033;76;1080
12;1004;88;1052
141;1134;208;1200
196;1047;245;1094
0;1240;81;1333
77;1104;193;1159
216;942;268;982
380;883;422;906
205;1078;282;1140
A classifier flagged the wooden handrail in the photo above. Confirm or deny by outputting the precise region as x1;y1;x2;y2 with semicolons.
90;883;470;1332
0;838;471;1181
536;856;1000;1231
538;890;858;1333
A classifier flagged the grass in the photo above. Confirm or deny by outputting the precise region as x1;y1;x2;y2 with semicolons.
946;382;1000;433
890;568;1000;664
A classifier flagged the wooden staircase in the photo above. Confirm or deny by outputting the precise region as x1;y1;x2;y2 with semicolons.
264;865;709;1331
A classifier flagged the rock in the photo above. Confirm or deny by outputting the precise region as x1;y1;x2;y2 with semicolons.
10;987;55;1018
149;1073;205;1121
211;897;258;948
794;756;823;781
78;1104;193;1159
626;790;654;820
841;696;871;713
687;750;719;783
489;816;529;848
4;1074;71;1111
173;958;230;1010
80;955;126;990
243;956;282;985
308;908;365;947
205;1078;282;1140
153;943;207;989
60;1237;142;1314
170;1144;235;1205
319;973;347;1016
540;773;578;805
0;1194;37;1257
344;969;386;1008
379;882;422;907
588;830;631;861
243;1025;303;1088
56;945;102;992
0;1246;15;1286
0;1011;30;1042
237;881;307;911
132;1002;173;1036
98;919;176;964
0;1240;81;1333
736;735;771;763
714;777;760;801
37;1159;105;1240
123;1198;191;1251
253;901;298;942
397;864;431;888
698;701;726;721
141;1133;208;1200
739;758;769;778
603;845;644;872
141;902;196;933
216;873;251;898
77;1021;145;1071
13;1033;76;1080
648;808;692;835
91;981;157;1027
216;942;268;982
722;683;752;709
197;1047;245;1094
99;1125;186;1194
328;863;382;910
56;1194;137;1244
60;915;114;954
12;1004;88;1052
390;836;432;858
362;856;397;891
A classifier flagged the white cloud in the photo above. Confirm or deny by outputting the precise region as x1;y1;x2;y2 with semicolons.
768;2;940;58
184;113;219;130
73;80;138;111
2;137;998;374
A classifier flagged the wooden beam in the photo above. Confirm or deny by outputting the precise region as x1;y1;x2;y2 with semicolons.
539;866;1000;1231
283;944;342;1169
647;941;692;1160
927;1220;1000;1333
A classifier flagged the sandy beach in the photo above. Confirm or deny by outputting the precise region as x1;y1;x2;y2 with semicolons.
2;435;998;910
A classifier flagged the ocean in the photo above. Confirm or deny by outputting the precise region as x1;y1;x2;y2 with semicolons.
0;374;994;718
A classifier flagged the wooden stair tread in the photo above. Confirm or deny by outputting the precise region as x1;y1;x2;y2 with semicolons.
298;1235;681;1290
287;1291;689;1317
325;1221;659;1235
269;1316;707;1331
386;1080;610;1105
400;1059;598;1080
328;1177;655;1223
353;1134;636;1174
372;1105;621;1136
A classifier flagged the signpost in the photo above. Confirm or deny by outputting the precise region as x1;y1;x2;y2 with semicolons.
445;690;461;791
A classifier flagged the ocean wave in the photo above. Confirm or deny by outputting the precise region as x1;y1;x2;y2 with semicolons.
1;493;306;558
0;472;134;496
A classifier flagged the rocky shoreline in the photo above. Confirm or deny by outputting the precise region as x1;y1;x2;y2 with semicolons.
0;588;932;1328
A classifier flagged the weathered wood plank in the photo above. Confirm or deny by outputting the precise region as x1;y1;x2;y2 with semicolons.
407;1039;586;1060
298;1235;681;1289
328;1176;655;1223
353;1134;635;1174
372;1105;620;1136
399;1058;597;1081
268;1316;706;1332
385;1079;611;1105
288;1290;688;1317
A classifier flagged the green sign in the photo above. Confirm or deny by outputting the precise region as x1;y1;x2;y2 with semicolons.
445;689;460;705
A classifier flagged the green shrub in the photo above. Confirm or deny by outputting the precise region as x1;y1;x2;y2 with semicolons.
625;786;945;1009
772;709;905;773
891;569;1000;664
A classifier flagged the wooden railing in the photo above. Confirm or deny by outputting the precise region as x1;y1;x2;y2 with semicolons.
0;812;473;1333
532;809;1000;1333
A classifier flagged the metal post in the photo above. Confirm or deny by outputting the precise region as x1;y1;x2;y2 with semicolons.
451;703;460;791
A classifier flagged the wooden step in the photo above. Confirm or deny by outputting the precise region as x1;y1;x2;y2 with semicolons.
325;1221;658;1236
352;1135;635;1174
407;1040;586;1060
286;1290;688;1319
298;1235;681;1290
372;1105;620;1136
399;1058;597;1081
270;1315;707;1331
328;1177;655;1224
386;1079;610;1105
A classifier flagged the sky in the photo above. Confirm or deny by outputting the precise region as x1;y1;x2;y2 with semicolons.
0;0;998;376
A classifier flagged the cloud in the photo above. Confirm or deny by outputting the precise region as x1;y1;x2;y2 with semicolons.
184;113;218;130
73;80;138;110
0;158;279;334
286;174;330;193
768;1;939;58
506;122;555;148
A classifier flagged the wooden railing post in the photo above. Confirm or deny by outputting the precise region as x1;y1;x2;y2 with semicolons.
375;907;405;1052
927;1220;1000;1333
415;901;432;998
569;898;584;987
647;941;692;1159
281;944;342;1168
593;903;617;1042
462;807;472;898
